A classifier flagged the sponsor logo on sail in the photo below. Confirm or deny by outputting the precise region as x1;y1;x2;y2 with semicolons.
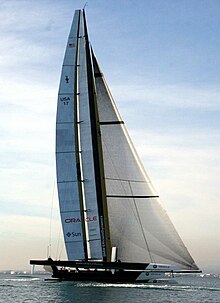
65;216;97;224
66;232;81;238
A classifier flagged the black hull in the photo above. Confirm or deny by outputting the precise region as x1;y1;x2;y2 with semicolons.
52;269;145;283
30;259;201;283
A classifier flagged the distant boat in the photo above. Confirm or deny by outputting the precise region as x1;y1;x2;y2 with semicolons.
30;9;201;283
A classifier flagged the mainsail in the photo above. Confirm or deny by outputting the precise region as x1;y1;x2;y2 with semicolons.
56;9;199;271
56;10;109;261
56;10;85;261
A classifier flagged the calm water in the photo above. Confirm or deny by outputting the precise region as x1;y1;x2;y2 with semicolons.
0;274;220;303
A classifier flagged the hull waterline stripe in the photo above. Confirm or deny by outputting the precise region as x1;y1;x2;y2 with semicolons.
30;259;202;273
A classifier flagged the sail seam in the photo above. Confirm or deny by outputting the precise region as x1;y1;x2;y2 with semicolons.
58;93;74;95
56;122;74;124
128;181;154;263
56;151;77;154
65;240;84;243
106;195;159;199
61;210;81;213
105;177;146;183
57;180;78;183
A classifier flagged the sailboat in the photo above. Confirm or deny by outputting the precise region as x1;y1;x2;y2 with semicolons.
30;9;201;283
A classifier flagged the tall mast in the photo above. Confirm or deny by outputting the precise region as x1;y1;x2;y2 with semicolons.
75;12;88;260
82;10;111;261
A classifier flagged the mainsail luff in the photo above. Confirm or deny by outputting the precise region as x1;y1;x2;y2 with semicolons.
82;11;111;261
75;12;109;260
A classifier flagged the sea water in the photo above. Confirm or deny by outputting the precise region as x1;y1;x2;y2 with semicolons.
0;274;219;303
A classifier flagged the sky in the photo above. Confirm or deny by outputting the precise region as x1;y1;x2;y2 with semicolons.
0;0;219;272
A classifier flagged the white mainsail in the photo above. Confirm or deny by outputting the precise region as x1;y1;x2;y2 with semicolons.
56;10;85;260
56;9;199;271
56;10;105;261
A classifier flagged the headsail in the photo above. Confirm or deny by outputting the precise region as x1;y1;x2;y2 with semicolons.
92;52;199;270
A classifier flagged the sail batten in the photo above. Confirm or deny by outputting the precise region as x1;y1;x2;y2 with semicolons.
106;195;159;198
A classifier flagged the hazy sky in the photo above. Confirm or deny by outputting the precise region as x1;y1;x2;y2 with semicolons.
0;0;219;272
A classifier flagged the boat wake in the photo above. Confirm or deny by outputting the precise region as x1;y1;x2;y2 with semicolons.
74;281;220;292
1;277;40;283
75;281;177;289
